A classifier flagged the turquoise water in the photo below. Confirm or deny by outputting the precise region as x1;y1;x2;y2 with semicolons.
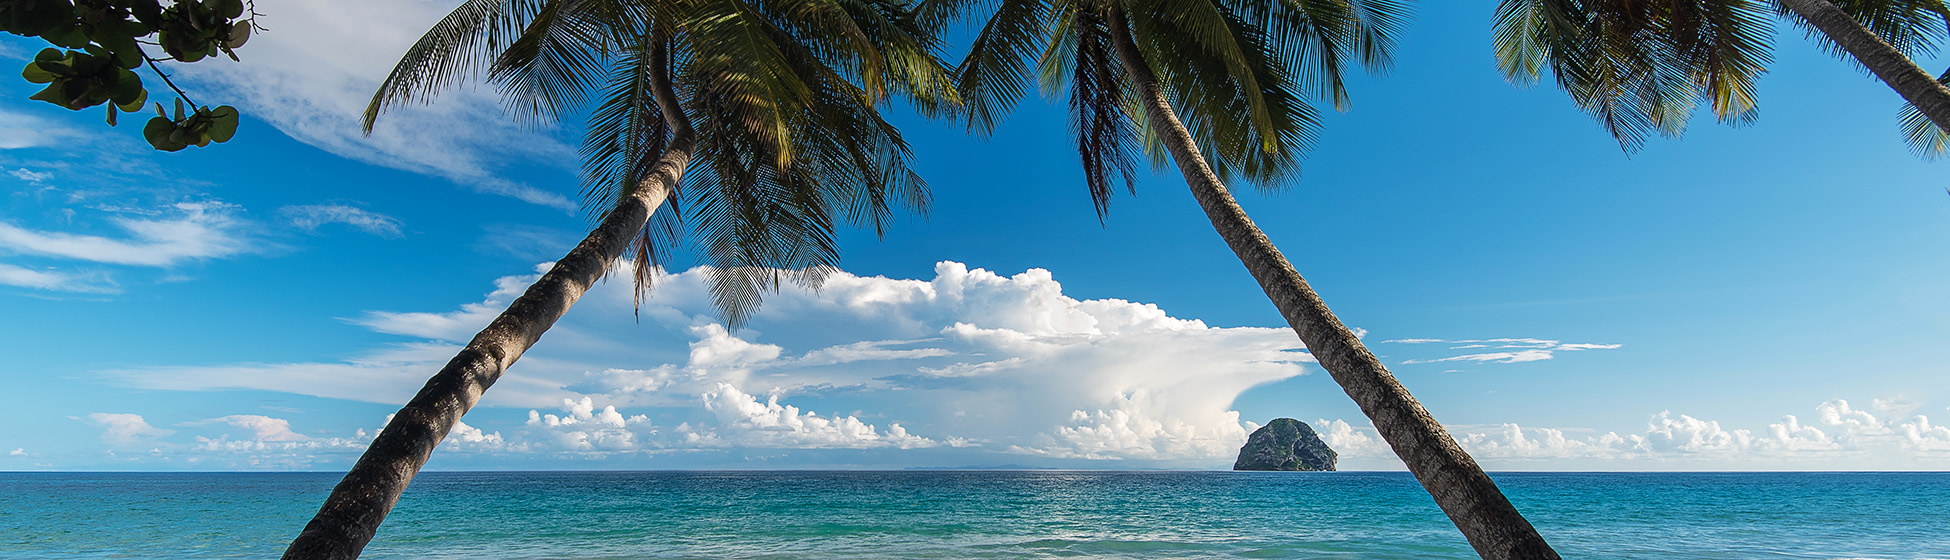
3;471;1946;559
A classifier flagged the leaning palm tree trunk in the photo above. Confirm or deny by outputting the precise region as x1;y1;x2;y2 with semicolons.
279;58;696;560
1779;0;1950;131
1103;7;1557;560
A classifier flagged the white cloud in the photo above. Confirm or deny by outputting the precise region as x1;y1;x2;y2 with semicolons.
699;383;941;449
202;415;309;442
1387;337;1621;365
0;108;80;149
108;261;1311;464
525;397;647;452
280;204;403;237
444;420;510;452
1323;399;1950;469
1405;349;1556;364
177;0;576;210
795;340;954;366
9;448;25;456
108;341;574;409
9;168;52;183
84;413;175;445
1313;418;1389;458
0;202;251;266
0;263;113;292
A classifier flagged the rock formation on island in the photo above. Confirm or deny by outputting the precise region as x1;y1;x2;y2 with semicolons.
1233;418;1337;471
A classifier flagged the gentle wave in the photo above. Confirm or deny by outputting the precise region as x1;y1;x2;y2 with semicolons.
4;471;1947;559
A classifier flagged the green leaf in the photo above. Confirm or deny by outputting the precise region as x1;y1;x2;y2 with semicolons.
116;88;148;113
172;97;183;121
106;103;116;126
97;33;143;69
28;84;69;106
110;69;140;101
143;116;175;144
21;62;56;84
206;105;239;142
1;0;77;37
226;23;250;49
210;0;245;20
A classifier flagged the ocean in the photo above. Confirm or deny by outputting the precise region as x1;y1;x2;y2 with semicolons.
3;471;1945;559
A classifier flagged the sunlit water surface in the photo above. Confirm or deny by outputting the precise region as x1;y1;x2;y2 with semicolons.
4;471;1946;559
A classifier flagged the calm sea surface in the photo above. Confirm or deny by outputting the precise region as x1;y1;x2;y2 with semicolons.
2;471;1945;559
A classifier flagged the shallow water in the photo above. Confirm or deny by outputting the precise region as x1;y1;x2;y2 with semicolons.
4;471;1946;559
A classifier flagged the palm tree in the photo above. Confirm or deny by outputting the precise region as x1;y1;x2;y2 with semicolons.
935;1;1560;558
1492;0;1950;151
280;2;952;559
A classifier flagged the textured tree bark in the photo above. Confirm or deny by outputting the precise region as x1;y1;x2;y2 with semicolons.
278;49;696;560
1104;6;1559;560
1780;0;1950;132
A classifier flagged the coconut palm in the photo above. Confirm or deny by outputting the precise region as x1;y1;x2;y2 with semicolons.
279;2;952;559
1492;0;1950;151
934;0;1561;558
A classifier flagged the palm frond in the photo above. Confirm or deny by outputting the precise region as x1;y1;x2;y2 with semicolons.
1786;0;1950;62
1066;4;1140;219
952;0;1054;132
1901;67;1950;158
363;0;550;132
487;0;622;127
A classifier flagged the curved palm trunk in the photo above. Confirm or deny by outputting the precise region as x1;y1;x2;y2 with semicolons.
279;52;696;560
1103;7;1557;560
1779;0;1950;132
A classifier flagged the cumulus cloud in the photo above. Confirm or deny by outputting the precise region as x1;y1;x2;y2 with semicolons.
175;0;575;210
525;397;648;452
1323;399;1950;469
186;414;501;467
701;383;942;449
84;413;175;445
0;202;251;266
1386;337;1621;365
200;415;309;441
280;204;404;237
108;261;1311;464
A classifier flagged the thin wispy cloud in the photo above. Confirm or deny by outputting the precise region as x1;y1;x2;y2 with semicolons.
0;202;252;266
0;263;113;293
0;108;81;150
175;0;576;211
1384;337;1622;365
280;204;404;238
9;168;51;183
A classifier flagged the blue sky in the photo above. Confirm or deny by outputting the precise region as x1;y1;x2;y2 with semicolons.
1;0;1946;471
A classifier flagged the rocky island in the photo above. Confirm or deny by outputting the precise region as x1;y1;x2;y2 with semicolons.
1233;418;1337;471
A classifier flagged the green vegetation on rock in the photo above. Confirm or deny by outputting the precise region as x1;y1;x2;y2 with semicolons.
1234;418;1337;471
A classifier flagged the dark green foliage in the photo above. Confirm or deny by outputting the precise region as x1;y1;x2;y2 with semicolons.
936;0;1409;217
142;100;238;151
22;47;146;111
1493;0;1774;151
2;0;254;150
365;0;955;328
1497;0;1950;153
1234;418;1338;471
1899;67;1950;157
